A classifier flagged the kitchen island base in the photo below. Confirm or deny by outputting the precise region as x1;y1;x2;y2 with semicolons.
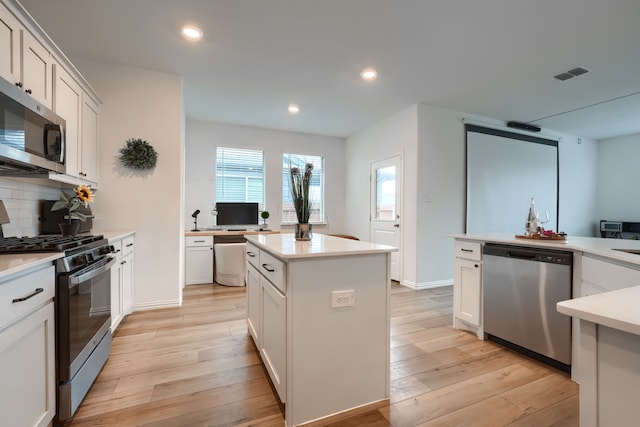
245;234;394;427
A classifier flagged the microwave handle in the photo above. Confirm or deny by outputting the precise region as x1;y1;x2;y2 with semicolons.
43;123;63;161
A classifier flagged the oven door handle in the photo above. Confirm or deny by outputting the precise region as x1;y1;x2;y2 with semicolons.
69;257;117;286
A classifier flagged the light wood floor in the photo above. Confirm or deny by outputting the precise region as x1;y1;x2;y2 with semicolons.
68;283;578;427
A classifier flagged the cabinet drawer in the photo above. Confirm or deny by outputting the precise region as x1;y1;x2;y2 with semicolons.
259;249;285;293
122;235;136;255
185;236;211;248
246;243;259;269
111;240;123;261
582;256;640;292
0;265;55;332
455;240;482;261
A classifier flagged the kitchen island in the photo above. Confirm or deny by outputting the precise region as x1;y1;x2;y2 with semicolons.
558;287;640;427
244;233;396;427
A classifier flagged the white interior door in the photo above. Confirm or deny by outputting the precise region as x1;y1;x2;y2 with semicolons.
370;155;402;282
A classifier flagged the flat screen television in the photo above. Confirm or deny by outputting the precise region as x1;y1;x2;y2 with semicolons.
216;202;259;227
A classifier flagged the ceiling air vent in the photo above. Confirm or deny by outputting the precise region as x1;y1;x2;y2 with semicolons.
553;66;589;81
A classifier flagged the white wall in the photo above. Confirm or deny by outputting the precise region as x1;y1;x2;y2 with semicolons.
557;132;599;236
73;58;185;310
186;119;347;234
347;103;600;289
597;132;640;223
345;105;418;285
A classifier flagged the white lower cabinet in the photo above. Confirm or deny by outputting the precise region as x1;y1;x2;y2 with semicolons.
259;275;286;401
185;236;213;285
110;239;123;332
121;236;135;315
246;242;286;401
110;234;135;331
452;240;483;338
246;263;261;343
0;264;56;427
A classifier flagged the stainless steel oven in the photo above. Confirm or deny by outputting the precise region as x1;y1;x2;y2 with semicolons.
56;252;115;422
55;239;115;424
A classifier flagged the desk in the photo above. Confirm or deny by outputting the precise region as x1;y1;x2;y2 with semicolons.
184;230;279;285
185;229;280;240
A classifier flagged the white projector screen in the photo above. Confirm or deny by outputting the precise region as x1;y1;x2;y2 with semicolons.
465;124;558;235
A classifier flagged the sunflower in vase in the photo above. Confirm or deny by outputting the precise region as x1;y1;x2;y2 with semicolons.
51;185;95;224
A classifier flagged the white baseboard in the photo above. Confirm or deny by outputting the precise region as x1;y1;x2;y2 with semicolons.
132;299;181;312
400;278;453;290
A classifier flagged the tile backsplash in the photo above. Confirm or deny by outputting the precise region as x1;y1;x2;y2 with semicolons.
0;178;60;237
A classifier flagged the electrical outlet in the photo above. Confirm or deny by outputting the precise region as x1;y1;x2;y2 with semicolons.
331;290;355;308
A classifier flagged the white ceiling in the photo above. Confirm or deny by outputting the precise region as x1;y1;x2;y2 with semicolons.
17;0;640;140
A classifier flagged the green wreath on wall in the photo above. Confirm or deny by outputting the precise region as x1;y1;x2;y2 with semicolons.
119;138;159;170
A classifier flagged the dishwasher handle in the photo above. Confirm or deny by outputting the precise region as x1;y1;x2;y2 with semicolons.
507;250;538;261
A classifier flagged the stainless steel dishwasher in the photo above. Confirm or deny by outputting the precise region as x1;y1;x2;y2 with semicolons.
482;243;572;370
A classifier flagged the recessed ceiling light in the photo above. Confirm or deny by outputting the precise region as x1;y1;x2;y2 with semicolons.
288;104;300;114
360;68;378;81
181;25;203;41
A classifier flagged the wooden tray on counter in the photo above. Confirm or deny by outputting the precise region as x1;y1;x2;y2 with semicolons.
515;234;567;242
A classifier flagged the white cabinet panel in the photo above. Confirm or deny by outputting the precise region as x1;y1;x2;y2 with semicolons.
185;236;213;285
0;3;21;84
80;94;99;184
0;302;55;427
453;258;482;326
20;29;52;108
453;239;483;338
260;276;286;402
246;263;261;344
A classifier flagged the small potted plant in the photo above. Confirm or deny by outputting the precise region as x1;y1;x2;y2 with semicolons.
260;210;270;230
51;185;94;236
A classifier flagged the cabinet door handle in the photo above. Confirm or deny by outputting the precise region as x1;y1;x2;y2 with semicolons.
126;243;134;247
460;248;473;253
12;288;44;303
14;81;22;88
121;260;127;265
262;263;275;272
474;264;479;268
247;251;256;258
25;88;32;94
194;240;205;243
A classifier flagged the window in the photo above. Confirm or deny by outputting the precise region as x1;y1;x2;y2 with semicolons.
216;147;264;206
282;153;324;223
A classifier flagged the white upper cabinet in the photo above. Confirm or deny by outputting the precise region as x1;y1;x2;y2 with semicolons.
20;29;53;108
0;3;53;108
81;94;99;184
1;0;102;187
53;64;82;177
0;4;20;84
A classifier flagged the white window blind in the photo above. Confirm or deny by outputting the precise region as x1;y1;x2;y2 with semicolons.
216;147;265;206
282;153;324;223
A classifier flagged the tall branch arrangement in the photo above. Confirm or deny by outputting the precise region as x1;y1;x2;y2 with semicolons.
289;163;313;223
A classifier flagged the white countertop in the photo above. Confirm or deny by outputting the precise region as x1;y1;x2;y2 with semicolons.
557;287;640;336
450;233;640;266
94;230;136;242
0;252;63;280
245;233;396;259
452;232;640;336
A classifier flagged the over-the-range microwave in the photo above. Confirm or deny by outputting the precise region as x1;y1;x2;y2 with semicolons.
0;75;65;175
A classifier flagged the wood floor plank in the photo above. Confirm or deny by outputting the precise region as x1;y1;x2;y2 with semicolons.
68;282;578;427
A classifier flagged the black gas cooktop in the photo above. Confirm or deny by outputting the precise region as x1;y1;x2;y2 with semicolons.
0;234;105;253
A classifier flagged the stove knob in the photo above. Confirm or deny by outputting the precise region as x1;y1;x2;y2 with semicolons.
74;254;88;266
